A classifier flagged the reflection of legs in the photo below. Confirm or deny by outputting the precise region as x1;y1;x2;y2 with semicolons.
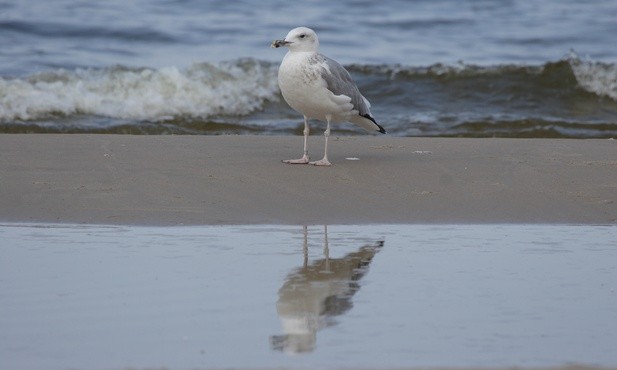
323;225;330;270
310;115;332;166
283;116;310;164
302;225;329;267
302;225;308;268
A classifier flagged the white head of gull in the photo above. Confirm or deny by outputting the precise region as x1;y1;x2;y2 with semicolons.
272;27;385;166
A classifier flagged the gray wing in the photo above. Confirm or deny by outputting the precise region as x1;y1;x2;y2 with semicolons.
316;54;371;116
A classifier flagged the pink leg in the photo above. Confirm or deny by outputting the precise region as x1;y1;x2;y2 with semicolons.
310;115;332;166
283;116;310;164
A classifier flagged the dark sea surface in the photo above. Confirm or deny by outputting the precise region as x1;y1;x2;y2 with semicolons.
1;0;616;137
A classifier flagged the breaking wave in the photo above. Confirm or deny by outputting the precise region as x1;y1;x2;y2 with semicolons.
348;55;617;101
0;58;279;122
0;55;615;137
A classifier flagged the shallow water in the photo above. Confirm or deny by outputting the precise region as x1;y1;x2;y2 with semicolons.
1;0;616;137
1;224;616;370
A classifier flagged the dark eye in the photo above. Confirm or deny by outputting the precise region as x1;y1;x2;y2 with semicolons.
299;34;306;39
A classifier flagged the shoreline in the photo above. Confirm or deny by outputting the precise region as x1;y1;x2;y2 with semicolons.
1;135;615;226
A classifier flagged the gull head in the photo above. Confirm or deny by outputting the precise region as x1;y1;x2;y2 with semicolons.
271;27;319;52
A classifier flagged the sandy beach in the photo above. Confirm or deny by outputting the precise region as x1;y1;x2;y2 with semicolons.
0;134;615;225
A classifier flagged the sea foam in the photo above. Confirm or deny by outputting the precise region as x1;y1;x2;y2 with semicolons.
569;57;617;101
0;58;280;122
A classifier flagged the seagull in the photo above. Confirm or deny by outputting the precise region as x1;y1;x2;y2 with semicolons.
272;27;386;166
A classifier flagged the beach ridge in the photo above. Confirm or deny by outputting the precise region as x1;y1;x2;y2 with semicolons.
1;135;615;225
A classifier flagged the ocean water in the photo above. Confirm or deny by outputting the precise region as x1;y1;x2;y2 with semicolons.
1;0;616;137
1;224;616;370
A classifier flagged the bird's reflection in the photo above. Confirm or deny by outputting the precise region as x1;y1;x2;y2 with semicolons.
271;225;384;354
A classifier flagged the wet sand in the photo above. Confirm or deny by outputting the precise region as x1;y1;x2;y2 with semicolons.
3;224;616;369
0;134;615;225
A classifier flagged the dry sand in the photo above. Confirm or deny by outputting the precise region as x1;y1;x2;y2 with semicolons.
0;134;615;225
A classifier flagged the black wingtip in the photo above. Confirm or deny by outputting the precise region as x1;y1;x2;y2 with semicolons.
362;114;387;134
